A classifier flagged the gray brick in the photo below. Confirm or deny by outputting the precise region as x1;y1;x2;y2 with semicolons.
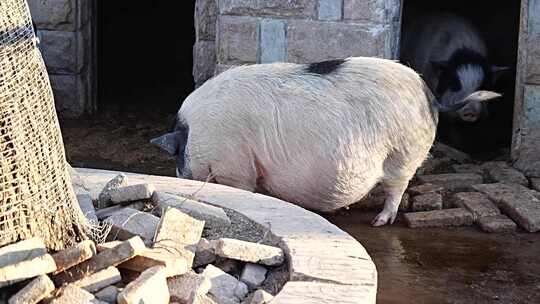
404;208;474;228
217;16;260;64
39;30;84;74
411;193;442;211
219;0;316;18
318;0;342;21
195;0;218;41
478;215;517;233
452;192;500;221
417;173;483;191
482;161;528;186
193;40;217;86
28;0;76;31
343;0;401;23
260;19;286;63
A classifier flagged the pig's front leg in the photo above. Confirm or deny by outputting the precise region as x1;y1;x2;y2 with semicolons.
371;180;408;227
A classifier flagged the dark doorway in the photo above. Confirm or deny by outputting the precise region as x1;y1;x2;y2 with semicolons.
97;2;196;112
400;0;521;156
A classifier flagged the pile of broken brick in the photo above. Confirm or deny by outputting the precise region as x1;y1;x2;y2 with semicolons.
2;174;284;304
355;142;540;233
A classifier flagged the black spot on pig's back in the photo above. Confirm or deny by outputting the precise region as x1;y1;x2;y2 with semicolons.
306;59;347;75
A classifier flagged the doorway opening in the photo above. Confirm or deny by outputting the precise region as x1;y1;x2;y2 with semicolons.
97;2;196;113
400;0;521;156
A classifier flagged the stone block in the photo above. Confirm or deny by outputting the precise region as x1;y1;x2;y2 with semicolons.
482;161;528;185
404;208;474;228
168;271;211;303
213;257;241;274
94;286;120;303
217;16;260;64
109;184;155;203
52;240;96;274
351;191;410;211
50;285;99;304
0;238;46;268
526;1;540;83
248;290;274;304
513;86;540;176
287;20;393;63
431;142;471;163
77;194;97;222
193;40;217;86
472;183;540;232
452;164;484;175
408;183;444;196
411;193;443;211
98;174;129;208
194;238;217;268
117;266;169;304
416;156;453;175
0;254;57;288
452;192;500;221
532;178;540;191
8;275;55;304
39;30;83;74
53;236;146;284
118;248;189;277
219;0;316;18
106;208;159;244
202;265;248;303
95;205;124;220
260;19;286;63
417;173;483;191
153;207;205;267
240;263;267;289
318;0;342;20
195;0;218;41
28;0;76;31
343;0;401;23
214;238;284;266
478;215;517;233
214;63;240;76
73;266;121;293
49;73;89;117
153;192;231;229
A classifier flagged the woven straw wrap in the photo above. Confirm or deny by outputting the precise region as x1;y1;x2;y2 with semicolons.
0;0;91;250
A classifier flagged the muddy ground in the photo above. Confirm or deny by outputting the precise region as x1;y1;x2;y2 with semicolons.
60;107;540;304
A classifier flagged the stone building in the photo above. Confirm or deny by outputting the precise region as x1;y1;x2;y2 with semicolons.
28;0;540;175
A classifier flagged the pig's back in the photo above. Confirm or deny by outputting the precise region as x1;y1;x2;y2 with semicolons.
181;57;437;210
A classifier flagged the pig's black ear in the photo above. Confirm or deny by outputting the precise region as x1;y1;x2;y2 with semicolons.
150;132;179;156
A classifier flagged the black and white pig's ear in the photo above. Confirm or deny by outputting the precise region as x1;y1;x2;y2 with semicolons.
491;65;512;85
462;90;502;104
150;132;179;156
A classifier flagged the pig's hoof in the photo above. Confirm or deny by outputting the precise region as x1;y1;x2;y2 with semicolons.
371;210;397;227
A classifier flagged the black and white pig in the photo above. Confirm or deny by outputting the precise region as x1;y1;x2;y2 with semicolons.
400;12;507;123
151;57;499;226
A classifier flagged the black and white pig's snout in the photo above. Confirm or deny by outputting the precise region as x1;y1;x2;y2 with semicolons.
150;121;190;178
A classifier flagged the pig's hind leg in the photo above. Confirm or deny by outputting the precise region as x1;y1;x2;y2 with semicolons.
371;178;409;227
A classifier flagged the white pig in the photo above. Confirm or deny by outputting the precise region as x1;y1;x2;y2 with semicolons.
152;57;498;226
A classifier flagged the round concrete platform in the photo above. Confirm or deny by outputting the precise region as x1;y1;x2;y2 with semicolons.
75;168;378;303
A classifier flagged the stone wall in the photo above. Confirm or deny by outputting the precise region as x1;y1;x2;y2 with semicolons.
192;0;402;86
28;0;95;117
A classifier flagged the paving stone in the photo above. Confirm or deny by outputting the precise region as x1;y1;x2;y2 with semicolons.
472;183;540;232
0;254;57;288
417;173;483;191
109;183;155;204
214;238;284;266
77;194;98;222
94;286;120;303
51;285;102;304
213;257;242;275
531;190;540;201
452;192;500;221
117;266;169;304
416;156;453;175
240;264;267;289
482;161;529;186
431;142;471;163
530;178;540;191
96;241;123;252
52;240;96;274
73;266;121;293
153;207;205;268
168;271;211;304
411;193;443;212
106;208;159;245
8;275;55;304
98;174;129;208
153;192;231;228
53;236;146;284
0;238;47;268
404;208;474;228
408;183;444;196
478;215;517;233
452;164;484;175
194;238;217;268
203;265;248;303
118;248;189;277
248;289;274;304
95;205;124;220
352;191;410;211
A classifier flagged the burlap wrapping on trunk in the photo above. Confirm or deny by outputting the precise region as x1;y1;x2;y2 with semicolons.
0;0;99;250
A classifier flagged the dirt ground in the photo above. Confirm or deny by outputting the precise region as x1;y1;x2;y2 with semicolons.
60;108;540;304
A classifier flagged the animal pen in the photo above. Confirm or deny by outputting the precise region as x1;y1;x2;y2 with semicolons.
30;0;540;175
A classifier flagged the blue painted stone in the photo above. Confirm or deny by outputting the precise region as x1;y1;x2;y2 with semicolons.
260;19;286;63
318;0;342;21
